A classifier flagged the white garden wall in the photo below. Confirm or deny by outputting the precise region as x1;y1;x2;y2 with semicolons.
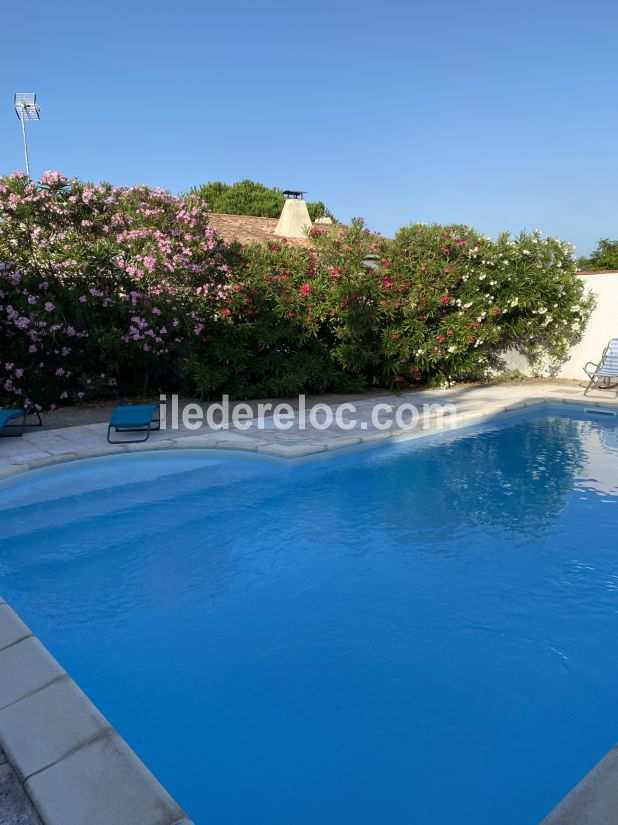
502;272;618;380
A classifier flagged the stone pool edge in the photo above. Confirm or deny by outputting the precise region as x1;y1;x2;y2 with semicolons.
0;599;193;825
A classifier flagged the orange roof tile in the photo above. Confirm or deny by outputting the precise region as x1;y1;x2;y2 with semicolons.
207;213;312;248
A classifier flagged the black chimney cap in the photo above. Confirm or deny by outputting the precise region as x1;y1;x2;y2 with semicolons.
282;190;306;199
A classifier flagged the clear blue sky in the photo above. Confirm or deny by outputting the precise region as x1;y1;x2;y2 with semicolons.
2;0;617;254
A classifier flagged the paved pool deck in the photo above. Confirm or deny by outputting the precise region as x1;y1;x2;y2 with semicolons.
1;379;618;825
2;380;618;483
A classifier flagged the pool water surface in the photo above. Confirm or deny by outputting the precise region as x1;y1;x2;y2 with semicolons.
1;409;618;824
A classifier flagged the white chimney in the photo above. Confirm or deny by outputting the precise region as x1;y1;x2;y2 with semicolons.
275;190;312;238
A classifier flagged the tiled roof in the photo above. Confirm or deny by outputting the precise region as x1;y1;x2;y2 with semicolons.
207;213;312;248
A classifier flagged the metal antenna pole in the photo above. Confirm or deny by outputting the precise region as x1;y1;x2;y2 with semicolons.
19;111;30;177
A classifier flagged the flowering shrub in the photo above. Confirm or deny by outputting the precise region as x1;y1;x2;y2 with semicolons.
0;172;594;406
0;172;230;406
188;219;384;397
194;220;593;395
368;223;595;386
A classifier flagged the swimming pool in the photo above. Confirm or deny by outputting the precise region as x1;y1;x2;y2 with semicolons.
1;407;617;824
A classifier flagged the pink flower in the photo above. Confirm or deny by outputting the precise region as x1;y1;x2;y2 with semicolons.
143;256;156;272
40;171;67;187
299;283;311;297
436;334;445;343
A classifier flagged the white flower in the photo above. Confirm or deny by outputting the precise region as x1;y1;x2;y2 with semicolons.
522;249;531;255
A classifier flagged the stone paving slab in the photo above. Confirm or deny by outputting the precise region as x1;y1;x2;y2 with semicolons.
0;678;109;781
0;606;32;652
25;731;190;825
541;745;618;824
0;639;65;712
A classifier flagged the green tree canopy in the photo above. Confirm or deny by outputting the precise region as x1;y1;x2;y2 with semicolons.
578;238;618;271
191;179;335;222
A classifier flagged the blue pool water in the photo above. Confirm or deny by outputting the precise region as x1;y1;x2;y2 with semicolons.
1;408;618;824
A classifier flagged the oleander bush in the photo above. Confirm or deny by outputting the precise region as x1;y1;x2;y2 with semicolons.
0;172;594;407
0;172;231;406
198;220;592;394
367;222;595;386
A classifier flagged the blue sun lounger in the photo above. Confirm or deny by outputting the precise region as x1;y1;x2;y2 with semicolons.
0;405;43;437
584;338;618;397
107;402;161;444
0;404;43;437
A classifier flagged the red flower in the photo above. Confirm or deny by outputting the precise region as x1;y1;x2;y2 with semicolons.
394;375;405;383
439;295;450;304
447;329;454;336
436;334;445;343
